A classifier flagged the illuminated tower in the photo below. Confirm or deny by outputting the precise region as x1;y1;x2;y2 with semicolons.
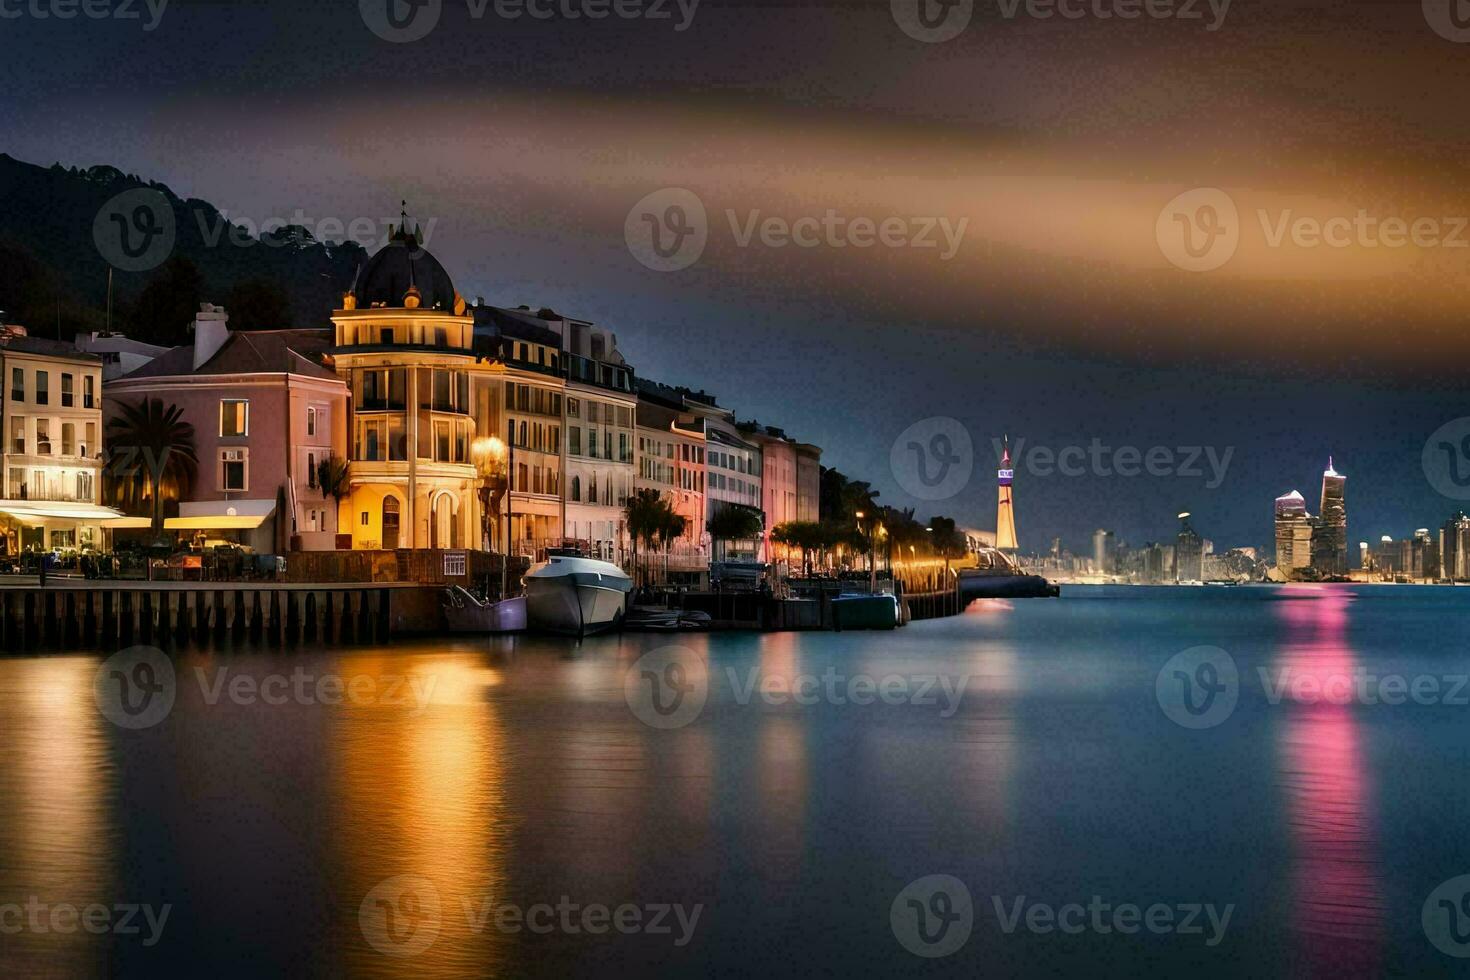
996;435;1018;552
1312;457;1348;575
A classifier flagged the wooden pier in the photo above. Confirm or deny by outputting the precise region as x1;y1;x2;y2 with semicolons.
0;581;427;649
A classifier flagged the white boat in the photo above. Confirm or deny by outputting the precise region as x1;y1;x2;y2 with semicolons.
523;556;633;636
441;586;527;633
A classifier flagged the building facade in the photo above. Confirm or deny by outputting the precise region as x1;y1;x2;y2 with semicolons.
1274;489;1313;577
1311;458;1348;576
635;383;708;583
107;306;348;551
0;329;115;551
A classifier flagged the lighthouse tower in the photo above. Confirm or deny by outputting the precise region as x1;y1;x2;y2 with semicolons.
996;435;1018;552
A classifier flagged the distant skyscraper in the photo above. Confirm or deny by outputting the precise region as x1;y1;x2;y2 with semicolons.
1441;512;1470;580
1092;529;1116;573
1175;512;1204;583
1311;458;1348;576
996;436;1018;552
1274;490;1313;577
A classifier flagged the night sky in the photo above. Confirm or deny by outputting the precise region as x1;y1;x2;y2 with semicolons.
3;0;1468;552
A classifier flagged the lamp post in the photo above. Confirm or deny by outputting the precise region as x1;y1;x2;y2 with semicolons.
471;435;507;596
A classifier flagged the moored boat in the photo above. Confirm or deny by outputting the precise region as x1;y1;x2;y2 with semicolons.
523;555;633;636
442;587;527;633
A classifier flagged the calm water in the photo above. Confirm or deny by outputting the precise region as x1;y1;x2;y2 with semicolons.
4;584;1470;978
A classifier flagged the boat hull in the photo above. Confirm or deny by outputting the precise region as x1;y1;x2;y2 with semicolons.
831;593;900;630
442;591;526;633
523;558;633;636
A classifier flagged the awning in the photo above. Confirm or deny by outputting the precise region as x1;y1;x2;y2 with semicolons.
0;501;127;524
103;516;154;529
165;499;276;531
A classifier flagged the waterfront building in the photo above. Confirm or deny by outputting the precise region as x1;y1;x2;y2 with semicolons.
635;381;709;585
109;305;348;551
1412;528;1435;580
1311;458;1348;575
471;306;568;553
678;391;762;560
1273;490;1313;578
1175;512;1204;583
996;435;1018;552
74;331;168;381
547;312;636;563
328;227;479;550
1441;512;1470;580
739;421;821;566
0;326;119;552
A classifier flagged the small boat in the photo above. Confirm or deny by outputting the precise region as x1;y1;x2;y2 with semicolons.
624;607;713;632
831;592;901;630
523;555;633;637
442;586;526;633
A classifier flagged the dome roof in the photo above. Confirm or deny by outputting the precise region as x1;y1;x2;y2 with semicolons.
350;226;461;312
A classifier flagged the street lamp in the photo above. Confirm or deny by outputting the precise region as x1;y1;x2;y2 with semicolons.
471;435;508;595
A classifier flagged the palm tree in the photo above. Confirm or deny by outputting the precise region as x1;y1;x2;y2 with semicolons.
707;505;763;563
316;455;350;532
624;488;667;585
105;397;198;540
772;520;827;577
655;510;688;584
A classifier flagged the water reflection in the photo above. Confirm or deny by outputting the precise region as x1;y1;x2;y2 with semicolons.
332;653;510;979
0;657;114;976
1273;586;1383;976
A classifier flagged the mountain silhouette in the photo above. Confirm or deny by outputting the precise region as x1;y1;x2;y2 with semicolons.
0;152;368;345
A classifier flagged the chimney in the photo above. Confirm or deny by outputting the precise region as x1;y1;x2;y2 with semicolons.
192;303;230;369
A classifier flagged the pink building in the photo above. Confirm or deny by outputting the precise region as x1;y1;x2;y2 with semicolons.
105;306;348;552
740;423;821;568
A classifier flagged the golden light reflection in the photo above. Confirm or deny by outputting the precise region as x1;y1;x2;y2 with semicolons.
333;652;509;978
0;657;114;973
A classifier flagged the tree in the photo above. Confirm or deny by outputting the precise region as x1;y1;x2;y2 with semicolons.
226;278;292;330
123;256;203;346
316;455;350;532
707;505;763;563
771;520;828;576
625;487;672;585
105;397;198;539
927;515;969;581
655;509;688;584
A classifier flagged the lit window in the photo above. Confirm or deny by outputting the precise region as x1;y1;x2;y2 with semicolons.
220;448;247;491
220;400;249;437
